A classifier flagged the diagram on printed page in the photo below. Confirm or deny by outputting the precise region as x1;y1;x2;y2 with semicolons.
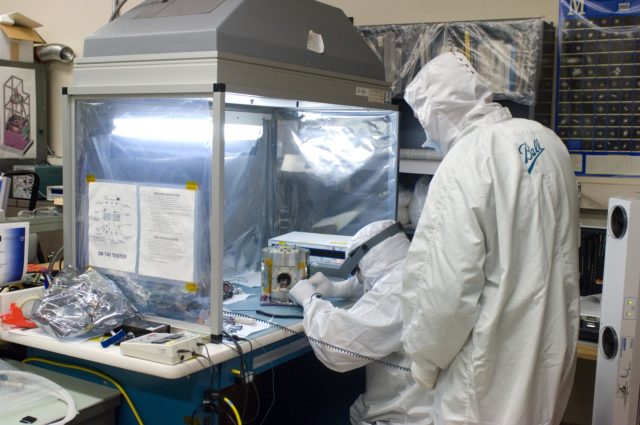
88;181;138;273
0;68;37;159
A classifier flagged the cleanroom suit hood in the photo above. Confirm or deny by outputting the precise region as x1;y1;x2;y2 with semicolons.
404;50;503;154
295;220;433;425
402;52;580;425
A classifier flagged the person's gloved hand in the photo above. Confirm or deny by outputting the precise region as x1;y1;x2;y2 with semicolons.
288;279;318;307
311;272;362;300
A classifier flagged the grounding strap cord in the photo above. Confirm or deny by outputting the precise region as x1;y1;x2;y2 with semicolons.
223;310;411;373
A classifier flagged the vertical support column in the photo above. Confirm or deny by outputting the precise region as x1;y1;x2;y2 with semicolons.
62;88;75;268
209;84;226;343
593;197;640;424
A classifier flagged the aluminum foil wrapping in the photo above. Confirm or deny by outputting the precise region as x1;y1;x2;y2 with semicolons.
31;268;136;339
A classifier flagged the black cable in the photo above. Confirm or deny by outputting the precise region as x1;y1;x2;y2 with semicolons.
190;403;204;425
193;355;208;371
191;347;220;425
225;333;248;373
193;351;217;386
222;341;240;355
242;340;261;423
36;242;46;264
245;380;261;424
224;409;238;425
222;332;252;423
200;344;218;386
223;310;411;373
237;337;272;425
219;335;261;424
255;309;303;319
235;337;258;423
258;364;276;425
234;336;254;373
224;332;248;384
241;366;249;421
221;340;246;386
228;335;252;420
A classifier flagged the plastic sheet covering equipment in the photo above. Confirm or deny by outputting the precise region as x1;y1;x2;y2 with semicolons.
359;19;544;105
72;99;398;324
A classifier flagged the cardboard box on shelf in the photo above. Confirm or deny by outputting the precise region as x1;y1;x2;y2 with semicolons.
0;12;45;62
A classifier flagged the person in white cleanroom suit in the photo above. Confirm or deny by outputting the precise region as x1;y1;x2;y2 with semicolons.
401;51;580;425
289;220;433;425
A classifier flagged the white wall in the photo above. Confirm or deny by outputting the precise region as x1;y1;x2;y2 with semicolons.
0;0;559;158
322;0;558;25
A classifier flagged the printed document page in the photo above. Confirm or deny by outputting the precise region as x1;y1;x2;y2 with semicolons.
88;182;138;273
138;186;195;282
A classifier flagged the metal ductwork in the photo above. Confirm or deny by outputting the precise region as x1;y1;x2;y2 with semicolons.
35;44;75;63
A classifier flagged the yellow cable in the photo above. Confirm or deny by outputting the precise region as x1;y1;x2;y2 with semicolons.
23;357;144;425
223;397;242;425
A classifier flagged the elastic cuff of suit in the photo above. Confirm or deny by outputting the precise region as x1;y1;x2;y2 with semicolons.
410;361;440;390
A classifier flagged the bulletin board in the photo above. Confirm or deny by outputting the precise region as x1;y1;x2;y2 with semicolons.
0;60;47;170
557;0;640;177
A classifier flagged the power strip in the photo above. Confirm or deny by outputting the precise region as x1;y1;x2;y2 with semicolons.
119;332;204;365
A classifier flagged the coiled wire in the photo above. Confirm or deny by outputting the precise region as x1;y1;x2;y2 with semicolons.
223;310;411;373
48;246;64;276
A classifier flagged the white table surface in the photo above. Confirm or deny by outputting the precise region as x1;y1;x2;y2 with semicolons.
0;321;304;379
0;359;120;425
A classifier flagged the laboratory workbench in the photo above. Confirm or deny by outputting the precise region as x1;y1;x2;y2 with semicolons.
0;283;600;425
1;294;311;376
0;284;602;373
0;289;313;425
0;312;304;380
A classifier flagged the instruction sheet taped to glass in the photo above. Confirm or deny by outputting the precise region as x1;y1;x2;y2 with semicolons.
88;181;195;282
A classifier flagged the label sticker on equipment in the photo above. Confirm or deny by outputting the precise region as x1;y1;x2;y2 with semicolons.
355;87;387;104
307;30;324;54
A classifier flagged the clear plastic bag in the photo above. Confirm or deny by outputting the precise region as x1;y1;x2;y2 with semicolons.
0;359;77;423
0;359;51;407
30;268;136;339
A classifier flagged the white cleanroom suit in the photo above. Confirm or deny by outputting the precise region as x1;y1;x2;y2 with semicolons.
290;220;433;425
401;52;580;425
